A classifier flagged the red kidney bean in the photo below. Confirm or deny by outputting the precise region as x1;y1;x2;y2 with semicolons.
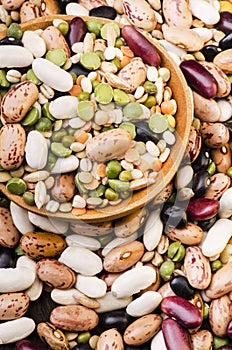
227;319;232;338
179;60;218;99
216;12;232;33
170;276;195;300
162;318;193;350
89;6;117;19
68;17;87;47
161;296;202;329
121;25;161;67
16;340;47;350
187;198;219;221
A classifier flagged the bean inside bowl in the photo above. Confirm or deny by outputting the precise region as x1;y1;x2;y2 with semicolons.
0;15;192;222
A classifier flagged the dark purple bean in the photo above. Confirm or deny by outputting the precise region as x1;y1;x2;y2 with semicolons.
135;121;159;144
100;310;132;331
72;344;92;350
196;215;217;231
201;45;222;62
161;203;187;229
192;170;211;197
219;31;232;50
179;60;218;99
89;6;117;19
68;17;87;47
227;319;232;338
125;344;151;350
192;146;211;172
121;25;161;67
16;340;47;350
217;11;232;33
0;37;23;46
0;247;15;268
187;198;219;221
161;296;202;329
170;276;195;300
217;346;232;350
162;318;193;350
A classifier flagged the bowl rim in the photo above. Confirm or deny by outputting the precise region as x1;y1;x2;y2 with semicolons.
0;15;193;222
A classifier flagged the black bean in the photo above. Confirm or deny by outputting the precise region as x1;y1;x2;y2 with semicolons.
56;0;72;12
216;11;232;34
90;6;117;19
219;31;232;50
125;343;151;350
0;37;23;46
196;215;218;231
170;276;195;300
0;247;15;268
192;170;211;197
135;121;159;144
161;203;187;229
68;63;90;77
100;310;132;331
192;146;211;172
201;45;221;62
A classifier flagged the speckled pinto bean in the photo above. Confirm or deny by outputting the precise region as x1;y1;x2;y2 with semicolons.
209;295;232;337
165;222;203;245
191;329;213;350
0;207;19;248
20;232;66;260
97;328;124;350
122;0;157;31
162;0;192;28
161;296;202;329
0;292;29;320
36;258;76;289
200;122;230;148
206;261;232;299
1;81;39;123
50;305;99;331
40;26;71;58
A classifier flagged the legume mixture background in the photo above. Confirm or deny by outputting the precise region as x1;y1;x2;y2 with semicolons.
1;0;232;349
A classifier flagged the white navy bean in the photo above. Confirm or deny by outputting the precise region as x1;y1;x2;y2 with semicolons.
75;275;107;298
95;291;132;313
219;187;232;218
126;291;162;317
32;58;73;92
202;219;232;258
189;0;220;25
51;155;79;173
28;212;69;234
59;246;103;276
217;99;232;122
22;30;46;58
34;180;47;209
0;46;33;68
25;130;48;170
0;317;35;344
51;288;79;305
16;255;36;271
111;266;157;298
81;77;93;93
49;96;78;119
65;2;89;15
66;234;101;251
143;209;163;251
10;202;34;234
0;267;35;293
175;165;194;189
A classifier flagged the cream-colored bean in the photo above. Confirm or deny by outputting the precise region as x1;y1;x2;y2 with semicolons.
95;291;132;313
143;209;163;251
206;261;232;299
209;295;232;337
0;317;35;344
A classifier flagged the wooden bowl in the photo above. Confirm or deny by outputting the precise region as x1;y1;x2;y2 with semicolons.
0;15;193;222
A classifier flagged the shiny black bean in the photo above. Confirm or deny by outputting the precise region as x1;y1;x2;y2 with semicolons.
170;276;195;300
192;147;211;172
90;6;117;19
219;31;232;50
196;215;217;231
68;16;87;47
192;170;211;197
217;11;232;33
135;121;159;144
68;63;89;77
100;310;132;331
125;343;151;350
161;203;187;229
227;319;232;338
201;44;222;62
0;37;23;46
0;247;15;268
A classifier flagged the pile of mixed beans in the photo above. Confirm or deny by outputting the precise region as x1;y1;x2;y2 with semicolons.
1;0;232;349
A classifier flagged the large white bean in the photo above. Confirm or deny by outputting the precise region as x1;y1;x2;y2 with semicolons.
25;130;48;169
49;96;78;119
10;202;34;234
101;233;138;256
143;209;163;251
0;317;35;344
59;246;103;276
66;2;89;15
189;0;220;25
28;212;69;234
126;291;162;317
66;234;101;251
75;275;107;298
219;187;232;218
0;267;35;292
111;266;156;298
150;330;167;350
32;58;73;92
22;30;46;58
95;291;132;313
51;288;78;305
202;219;232;257
0;46;33;68
51;155;79;173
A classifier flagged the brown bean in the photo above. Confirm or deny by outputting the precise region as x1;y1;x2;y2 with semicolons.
204;173;231;200
165;222;203;245
211;143;232;173
191;329;213;350
37;322;69;350
51;174;76;202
